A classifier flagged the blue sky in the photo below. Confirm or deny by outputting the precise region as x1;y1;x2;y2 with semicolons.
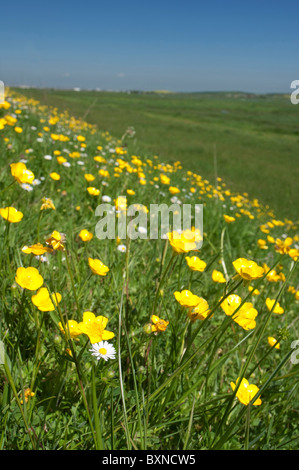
0;0;298;93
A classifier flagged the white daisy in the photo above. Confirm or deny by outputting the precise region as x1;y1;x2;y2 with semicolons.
44;155;52;160
117;244;127;253
137;226;147;235
89;341;116;361
20;183;33;192
35;255;49;263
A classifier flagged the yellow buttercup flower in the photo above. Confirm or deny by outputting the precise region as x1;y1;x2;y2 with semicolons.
232;258;264;282
78;311;114;344
266;298;284;314
268;336;280;349
40;197;56;211
223;214;235;223
257;239;268;250
88;257;109;276
50;172;60;181
32;288;61;312
160;173;170;185
289;248;299;261
188;297;210;322
220;295;258;330
98;169;110;178
0;207;23;223
230;377;262;406
87;187;100;196
115;196;127;212
174;290;201;308
185;256;206;272
126;189;135;196
69;151;81;158
94;155;106;163
15;267;44;291
168;228;201;254
220;294;242;316
57;156;67;164
10;162;35;185
84;173;95;182
169;186;180;195
275;237;293;255
46;231;65;251
212;269;226;283
248;285;260;296
22;243;52;255
59;320;82;339
0;100;11;110
79;229;93;242
263;263;281;283
151;314;169;333
20;388;35;404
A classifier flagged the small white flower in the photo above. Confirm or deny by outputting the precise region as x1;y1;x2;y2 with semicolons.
32;179;41;185
44;155;52;160
117;244;127;253
35;255;48;263
170;196;181;204
77;161;84;165
102;195;112;203
89;341;116;361
138;226;147;235
62;161;71;168
20;183;33;191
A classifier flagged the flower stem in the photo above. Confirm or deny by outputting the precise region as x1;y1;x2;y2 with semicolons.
152;252;175;315
65;250;80;312
91;363;104;450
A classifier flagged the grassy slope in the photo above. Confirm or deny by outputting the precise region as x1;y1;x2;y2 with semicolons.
13;88;299;220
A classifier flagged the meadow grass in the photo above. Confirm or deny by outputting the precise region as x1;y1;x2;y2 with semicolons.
0;90;298;450
13;87;299;221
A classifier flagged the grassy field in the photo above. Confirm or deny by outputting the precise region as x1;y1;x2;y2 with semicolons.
13;87;299;221
0;90;299;450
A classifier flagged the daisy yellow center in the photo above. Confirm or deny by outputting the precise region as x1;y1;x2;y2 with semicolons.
99;347;107;355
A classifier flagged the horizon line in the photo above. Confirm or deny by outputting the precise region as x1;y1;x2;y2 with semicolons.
8;84;290;96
